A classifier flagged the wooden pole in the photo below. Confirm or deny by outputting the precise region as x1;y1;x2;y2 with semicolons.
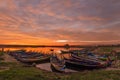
2;48;4;53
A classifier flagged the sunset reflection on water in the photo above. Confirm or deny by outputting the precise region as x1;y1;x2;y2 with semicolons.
4;47;83;58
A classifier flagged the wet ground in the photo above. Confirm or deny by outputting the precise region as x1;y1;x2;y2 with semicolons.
36;63;78;73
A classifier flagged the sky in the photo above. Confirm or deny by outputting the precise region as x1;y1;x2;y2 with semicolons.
0;0;120;45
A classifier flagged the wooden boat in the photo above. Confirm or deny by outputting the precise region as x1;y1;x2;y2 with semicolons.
71;51;113;63
50;56;66;72
65;53;110;69
70;50;111;62
15;53;45;59
17;56;50;64
65;58;108;69
8;50;51;64
8;49;26;56
71;54;100;62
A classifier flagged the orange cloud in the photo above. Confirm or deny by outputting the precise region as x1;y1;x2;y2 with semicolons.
0;0;119;45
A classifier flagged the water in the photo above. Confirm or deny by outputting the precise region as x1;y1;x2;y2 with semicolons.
3;47;83;59
4;47;83;53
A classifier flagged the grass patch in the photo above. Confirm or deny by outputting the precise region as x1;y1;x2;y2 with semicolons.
0;52;4;61
66;70;120;80
0;62;120;80
0;67;46;80
0;62;63;80
0;52;4;56
98;47;114;53
0;66;66;80
117;52;120;60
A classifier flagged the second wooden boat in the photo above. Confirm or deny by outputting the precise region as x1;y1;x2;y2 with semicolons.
50;56;66;72
17;56;50;64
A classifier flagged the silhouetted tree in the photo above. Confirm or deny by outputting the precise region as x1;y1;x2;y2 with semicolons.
64;44;70;50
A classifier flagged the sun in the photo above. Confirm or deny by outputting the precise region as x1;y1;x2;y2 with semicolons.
56;40;68;43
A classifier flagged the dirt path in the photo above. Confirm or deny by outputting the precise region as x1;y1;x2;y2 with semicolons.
105;67;120;71
3;53;18;62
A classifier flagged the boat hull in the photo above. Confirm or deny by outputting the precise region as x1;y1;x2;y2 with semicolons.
50;63;65;73
17;57;50;64
50;56;65;73
65;60;103;70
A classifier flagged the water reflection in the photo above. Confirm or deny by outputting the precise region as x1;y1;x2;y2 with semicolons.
4;47;83;59
4;47;83;53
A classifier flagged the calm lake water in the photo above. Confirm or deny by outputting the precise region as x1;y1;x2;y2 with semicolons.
4;47;83;53
3;47;83;59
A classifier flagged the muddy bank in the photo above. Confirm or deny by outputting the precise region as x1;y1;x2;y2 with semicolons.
36;63;78;73
3;53;18;62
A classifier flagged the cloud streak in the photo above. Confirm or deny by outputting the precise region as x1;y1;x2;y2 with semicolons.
0;0;120;45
